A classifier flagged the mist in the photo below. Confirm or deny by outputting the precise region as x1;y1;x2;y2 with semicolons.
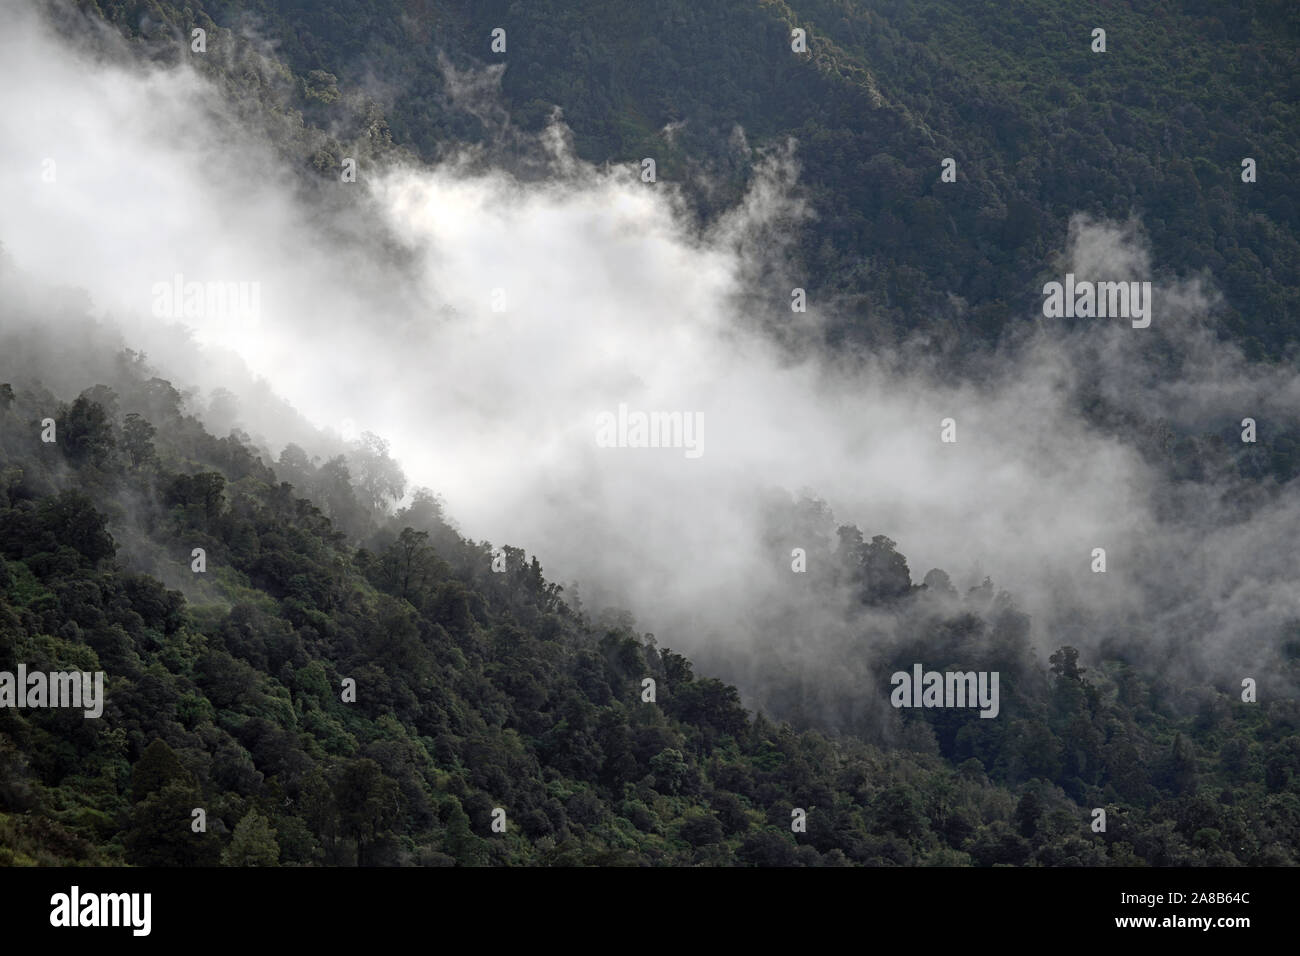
2;3;1297;726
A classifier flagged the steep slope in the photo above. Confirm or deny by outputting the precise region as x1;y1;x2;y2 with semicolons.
89;0;1300;358
1;279;1298;866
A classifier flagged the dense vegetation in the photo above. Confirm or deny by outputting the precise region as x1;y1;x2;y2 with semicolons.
91;0;1300;359
1;299;1298;865
78;0;1300;484
2;1;1293;866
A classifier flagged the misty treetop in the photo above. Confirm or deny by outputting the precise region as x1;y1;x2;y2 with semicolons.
0;314;1297;864
0;0;1297;869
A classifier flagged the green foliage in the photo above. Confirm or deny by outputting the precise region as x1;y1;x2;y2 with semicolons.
131;0;1297;369
0;0;1296;867
2;347;1291;867
223;809;279;866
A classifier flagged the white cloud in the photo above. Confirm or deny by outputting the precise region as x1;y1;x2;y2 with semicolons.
1;4;1296;716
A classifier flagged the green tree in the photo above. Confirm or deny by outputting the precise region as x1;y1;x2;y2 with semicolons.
1049;646;1086;683
349;432;406;514
37;490;115;563
1167;733;1199;795
57;396;115;468
121;412;157;467
125;779;222;866
333;758;401;866
223;810;280;866
649;748;688;795
1014;789;1044;838
131;739;192;803
379;527;444;604
678;811;724;847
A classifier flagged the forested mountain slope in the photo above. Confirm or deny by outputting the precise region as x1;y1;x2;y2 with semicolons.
74;0;1300;488
0;0;1292;868
92;0;1300;358
1;284;1298;866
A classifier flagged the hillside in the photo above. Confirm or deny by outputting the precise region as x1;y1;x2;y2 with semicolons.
91;0;1300;359
1;290;1298;865
0;0;1294;870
